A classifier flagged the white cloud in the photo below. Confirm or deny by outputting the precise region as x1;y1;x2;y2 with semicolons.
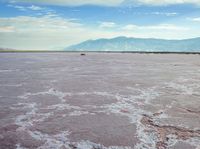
120;23;200;40
0;26;15;32
122;24;138;30
0;16;84;50
9;0;124;6
151;12;178;16
118;10;178;16
188;17;200;22
28;5;44;10
99;22;116;28
122;24;189;31
8;0;200;6
7;5;26;11
0;16;120;50
8;4;44;11
131;0;200;6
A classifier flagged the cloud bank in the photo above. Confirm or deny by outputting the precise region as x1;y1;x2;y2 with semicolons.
133;0;200;6
0;16;121;50
7;0;123;6
5;0;200;6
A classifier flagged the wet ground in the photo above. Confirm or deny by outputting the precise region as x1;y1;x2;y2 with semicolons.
0;53;200;149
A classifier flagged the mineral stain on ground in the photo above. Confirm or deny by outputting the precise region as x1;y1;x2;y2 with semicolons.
0;53;200;149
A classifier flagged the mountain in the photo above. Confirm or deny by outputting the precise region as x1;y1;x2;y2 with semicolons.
65;36;200;52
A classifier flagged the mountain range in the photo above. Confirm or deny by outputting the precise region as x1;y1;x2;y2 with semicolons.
65;36;200;52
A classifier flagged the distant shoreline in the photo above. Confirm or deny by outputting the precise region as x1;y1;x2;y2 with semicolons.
0;50;200;54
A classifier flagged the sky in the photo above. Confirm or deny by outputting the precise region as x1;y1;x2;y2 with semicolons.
0;0;200;50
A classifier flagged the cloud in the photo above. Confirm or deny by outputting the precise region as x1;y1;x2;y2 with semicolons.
119;23;200;40
122;24;137;30
7;0;124;6
7;3;59;21
0;15;120;50
125;0;200;6
7;4;26;11
118;10;178;16
28;5;44;10
151;12;178;16
0;26;15;32
187;17;200;22
6;0;200;6
8;4;44;11
0;15;84;50
122;24;189;31
99;22;116;28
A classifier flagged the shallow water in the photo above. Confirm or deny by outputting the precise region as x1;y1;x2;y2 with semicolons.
0;53;200;149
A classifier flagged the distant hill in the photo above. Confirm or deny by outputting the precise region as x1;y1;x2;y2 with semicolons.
0;48;10;51
0;48;17;51
65;37;200;52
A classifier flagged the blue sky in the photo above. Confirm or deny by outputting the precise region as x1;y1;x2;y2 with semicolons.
0;0;200;50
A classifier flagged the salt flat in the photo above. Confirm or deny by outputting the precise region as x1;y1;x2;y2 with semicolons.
0;53;200;149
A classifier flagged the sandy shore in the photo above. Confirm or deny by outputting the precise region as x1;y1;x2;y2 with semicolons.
0;53;200;149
